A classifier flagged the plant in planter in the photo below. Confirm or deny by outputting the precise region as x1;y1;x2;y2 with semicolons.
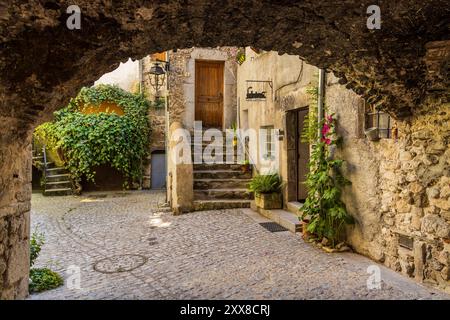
248;173;283;209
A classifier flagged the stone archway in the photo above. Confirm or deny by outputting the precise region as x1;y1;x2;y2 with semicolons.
0;1;448;299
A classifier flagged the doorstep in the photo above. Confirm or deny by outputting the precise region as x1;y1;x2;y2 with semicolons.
286;201;303;215
250;201;302;233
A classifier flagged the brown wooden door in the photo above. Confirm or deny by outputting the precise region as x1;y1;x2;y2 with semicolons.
297;108;310;201
195;60;224;128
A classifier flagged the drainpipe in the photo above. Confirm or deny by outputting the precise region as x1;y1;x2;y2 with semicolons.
317;69;326;138
138;59;144;189
138;59;144;94
164;51;170;203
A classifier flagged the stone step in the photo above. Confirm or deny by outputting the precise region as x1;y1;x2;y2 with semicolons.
191;142;238;149
43;188;72;196
286;201;303;215
46;173;71;182
193;163;249;171
252;205;302;233
193;170;252;180
191;153;239;162
194;179;251;190
193;199;251;211
45;181;72;190
46;167;67;174
194;189;253;200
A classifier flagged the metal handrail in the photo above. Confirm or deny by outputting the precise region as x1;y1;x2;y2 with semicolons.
42;145;48;185
236;132;259;175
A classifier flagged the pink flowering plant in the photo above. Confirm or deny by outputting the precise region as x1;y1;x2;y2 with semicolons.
300;113;353;247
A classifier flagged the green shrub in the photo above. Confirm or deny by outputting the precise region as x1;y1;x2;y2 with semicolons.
30;231;45;267
29;232;64;293
29;268;64;293
33;84;151;189
248;173;283;194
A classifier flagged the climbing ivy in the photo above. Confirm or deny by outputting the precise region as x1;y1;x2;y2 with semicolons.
34;84;150;189
301;82;319;144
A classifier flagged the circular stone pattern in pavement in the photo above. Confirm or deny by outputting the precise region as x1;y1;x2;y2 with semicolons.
94;254;148;274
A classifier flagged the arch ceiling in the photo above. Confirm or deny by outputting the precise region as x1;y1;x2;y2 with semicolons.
0;0;449;136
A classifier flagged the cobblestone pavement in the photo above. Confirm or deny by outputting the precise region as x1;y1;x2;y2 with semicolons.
29;191;449;300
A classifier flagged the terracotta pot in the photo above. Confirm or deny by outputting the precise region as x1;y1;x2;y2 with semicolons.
301;219;310;238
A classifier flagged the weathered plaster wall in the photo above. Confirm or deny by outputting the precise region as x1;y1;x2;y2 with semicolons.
94;58;139;92
237;48;317;197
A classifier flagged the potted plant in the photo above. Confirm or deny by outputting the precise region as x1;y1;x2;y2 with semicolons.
240;159;252;173
248;173;283;209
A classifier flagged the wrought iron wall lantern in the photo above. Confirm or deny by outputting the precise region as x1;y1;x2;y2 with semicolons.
245;80;273;101
146;59;170;98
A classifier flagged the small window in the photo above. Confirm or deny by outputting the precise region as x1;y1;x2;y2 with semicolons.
364;103;392;139
261;126;274;160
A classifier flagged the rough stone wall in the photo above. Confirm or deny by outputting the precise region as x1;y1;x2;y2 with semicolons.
141;56;167;189
379;102;449;291
0;131;31;299
167;48;196;126
327;77;450;293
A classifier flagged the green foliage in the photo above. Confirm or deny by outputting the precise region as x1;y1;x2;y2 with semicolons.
29;268;64;293
301;81;319;143
29;232;64;293
30;231;45;267
152;97;166;109
34;85;150;189
236;49;246;65
248;173;283;194
300;114;353;247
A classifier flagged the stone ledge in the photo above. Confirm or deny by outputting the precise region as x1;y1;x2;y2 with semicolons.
251;202;301;233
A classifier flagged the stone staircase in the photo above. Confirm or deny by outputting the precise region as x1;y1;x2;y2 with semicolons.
32;149;73;196
191;131;253;211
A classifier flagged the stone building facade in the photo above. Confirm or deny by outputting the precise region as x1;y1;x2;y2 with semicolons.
0;0;448;300
165;47;239;130
237;47;450;292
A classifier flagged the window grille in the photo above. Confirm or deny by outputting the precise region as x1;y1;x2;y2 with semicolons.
364;103;392;139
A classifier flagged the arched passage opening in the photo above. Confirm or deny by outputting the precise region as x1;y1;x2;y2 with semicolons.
0;1;449;299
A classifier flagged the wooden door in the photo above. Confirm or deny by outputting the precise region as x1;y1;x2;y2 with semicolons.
297;108;310;201
151;151;166;189
195;60;224;128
